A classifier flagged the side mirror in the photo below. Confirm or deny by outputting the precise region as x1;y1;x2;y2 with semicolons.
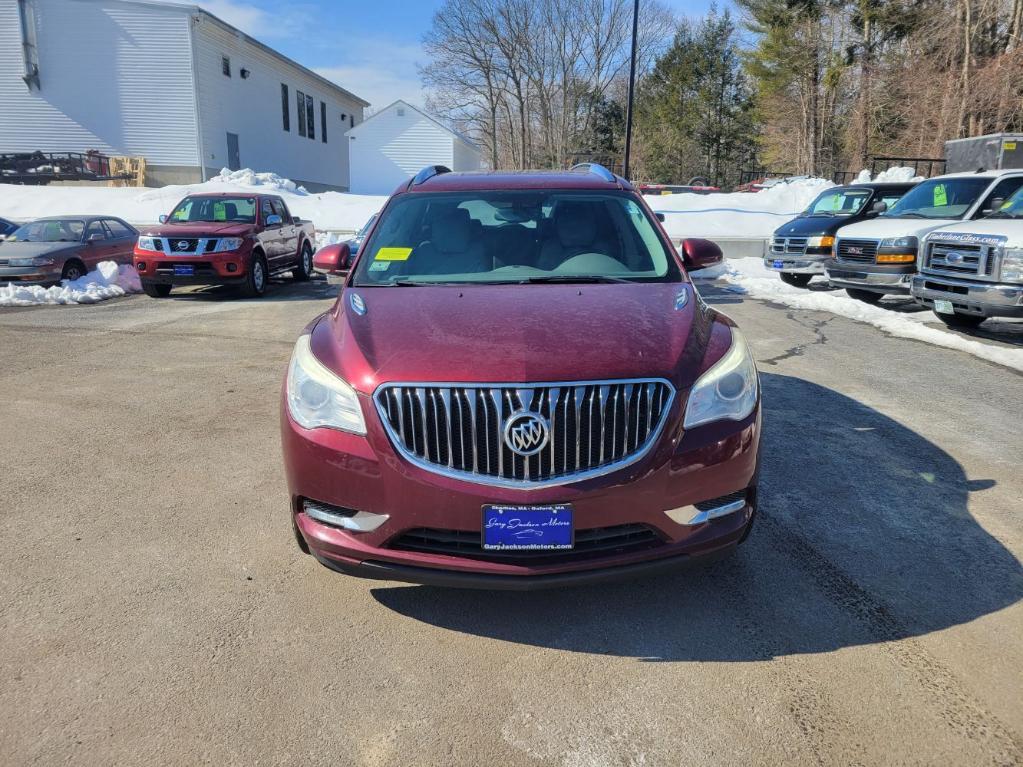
655;212;666;223
313;243;352;275
869;200;887;214
158;214;168;224
984;197;1005;215
266;214;283;227
88;233;104;242
292;216;302;224
681;238;723;271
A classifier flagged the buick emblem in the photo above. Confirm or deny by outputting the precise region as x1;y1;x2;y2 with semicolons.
503;412;550;456
946;251;965;265
175;240;190;251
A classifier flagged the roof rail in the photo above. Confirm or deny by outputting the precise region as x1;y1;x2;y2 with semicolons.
569;162;617;183
410;165;451;188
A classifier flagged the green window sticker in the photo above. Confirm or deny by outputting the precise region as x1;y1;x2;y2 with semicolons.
933;184;948;207
832;195;844;211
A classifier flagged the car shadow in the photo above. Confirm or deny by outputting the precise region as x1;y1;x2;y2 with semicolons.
162;276;337;303
370;373;1022;661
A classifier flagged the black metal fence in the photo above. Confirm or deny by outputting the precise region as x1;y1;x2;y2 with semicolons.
738;155;946;190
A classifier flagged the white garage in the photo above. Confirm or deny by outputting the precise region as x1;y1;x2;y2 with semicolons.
346;100;483;195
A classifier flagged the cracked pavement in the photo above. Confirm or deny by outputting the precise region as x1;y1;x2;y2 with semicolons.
0;279;1020;766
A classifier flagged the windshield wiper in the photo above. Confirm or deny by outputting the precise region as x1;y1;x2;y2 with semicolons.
520;275;635;284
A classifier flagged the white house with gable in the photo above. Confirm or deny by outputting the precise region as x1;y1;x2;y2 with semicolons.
346;100;483;195
0;0;368;190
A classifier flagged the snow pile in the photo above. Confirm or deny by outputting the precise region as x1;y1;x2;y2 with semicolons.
648;177;834;241
0;260;141;307
853;166;924;183
208;167;308;194
695;257;1023;373
0;168;385;234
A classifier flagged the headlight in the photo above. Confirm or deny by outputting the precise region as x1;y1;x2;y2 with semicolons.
683;328;759;429
7;256;55;267
1002;247;1023;281
137;235;159;251
286;334;366;434
879;236;918;249
806;235;834;248
213;237;244;252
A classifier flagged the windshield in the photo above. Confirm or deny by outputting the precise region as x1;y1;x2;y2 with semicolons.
168;196;257;224
804;188;872;216
883;178;989;219
7;219;85;243
351;191;681;286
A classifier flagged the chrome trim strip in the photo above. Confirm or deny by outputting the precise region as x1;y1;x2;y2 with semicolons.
664;498;746;526
373;378;676;490
304;501;389;532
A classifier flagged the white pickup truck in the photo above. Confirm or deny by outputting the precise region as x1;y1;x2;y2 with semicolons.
827;169;1023;305
911;188;1023;327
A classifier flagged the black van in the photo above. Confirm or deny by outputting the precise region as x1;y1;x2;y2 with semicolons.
766;182;916;287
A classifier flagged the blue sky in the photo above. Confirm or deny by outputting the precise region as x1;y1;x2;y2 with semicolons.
195;0;721;110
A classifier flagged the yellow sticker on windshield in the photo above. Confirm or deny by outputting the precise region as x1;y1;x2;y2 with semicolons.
375;247;412;261
933;184;948;206
1005;141;1017;150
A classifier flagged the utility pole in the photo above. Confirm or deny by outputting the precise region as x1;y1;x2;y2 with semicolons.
623;0;639;180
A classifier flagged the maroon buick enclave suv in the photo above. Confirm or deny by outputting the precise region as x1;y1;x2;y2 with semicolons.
281;164;761;589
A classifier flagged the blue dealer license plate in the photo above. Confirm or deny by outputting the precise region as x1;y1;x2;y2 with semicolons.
772;259;784;269
173;265;194;276
482;505;573;550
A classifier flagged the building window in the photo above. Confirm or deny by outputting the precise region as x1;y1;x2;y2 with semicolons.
306;94;315;140
297;90;306;137
17;0;40;89
349;115;354;128
320;102;327;143
281;84;290;132
397;107;405;117
222;56;231;77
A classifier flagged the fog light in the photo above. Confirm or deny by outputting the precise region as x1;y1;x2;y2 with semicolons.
136;262;146;271
226;263;238;273
664;491;747;526
302;500;389;532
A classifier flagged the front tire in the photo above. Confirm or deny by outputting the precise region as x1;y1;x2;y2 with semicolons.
845;288;883;304
935;311;985;329
780;272;812;288
240;252;268;298
292;241;313;281
142;281;172;298
61;260;86;282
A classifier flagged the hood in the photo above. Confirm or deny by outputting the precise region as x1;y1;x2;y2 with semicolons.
150;222;255;237
926;218;1023;243
308;283;730;395
837;216;959;240
775;214;860;238
0;241;81;258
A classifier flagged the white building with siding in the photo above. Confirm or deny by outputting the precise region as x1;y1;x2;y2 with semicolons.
0;0;368;191
346;100;483;195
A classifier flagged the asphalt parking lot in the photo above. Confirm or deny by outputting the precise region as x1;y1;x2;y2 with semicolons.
1;277;1020;766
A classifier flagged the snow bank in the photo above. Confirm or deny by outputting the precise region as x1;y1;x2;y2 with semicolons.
0;167;386;233
648;177;834;241
853;166;924;183
0;260;141;307
695;257;1023;373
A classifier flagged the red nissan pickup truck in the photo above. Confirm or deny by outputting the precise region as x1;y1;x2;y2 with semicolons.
134;192;316;298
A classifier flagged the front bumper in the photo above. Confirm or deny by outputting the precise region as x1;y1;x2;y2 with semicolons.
825;262;915;295
911;274;1023;318
764;253;829;275
133;251;248;286
282;394;761;589
0;266;61;286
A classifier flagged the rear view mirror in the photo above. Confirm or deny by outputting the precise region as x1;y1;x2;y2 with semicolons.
681;238;724;271
266;214;283;227
655;212;666;223
870;200;887;214
158;214;168;224
313;243;352;275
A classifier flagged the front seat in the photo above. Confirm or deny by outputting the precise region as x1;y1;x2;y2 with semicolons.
538;203;610;271
411;209;489;275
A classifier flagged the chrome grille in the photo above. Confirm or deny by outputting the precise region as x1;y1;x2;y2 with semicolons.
924;241;991;278
770;237;809;255
153;238;218;256
374;380;675;488
836;238;878;263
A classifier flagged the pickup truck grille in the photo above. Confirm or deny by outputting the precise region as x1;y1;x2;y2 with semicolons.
836;239;878;263
151;238;219;256
375;380;674;488
770;237;809;255
923;240;994;279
